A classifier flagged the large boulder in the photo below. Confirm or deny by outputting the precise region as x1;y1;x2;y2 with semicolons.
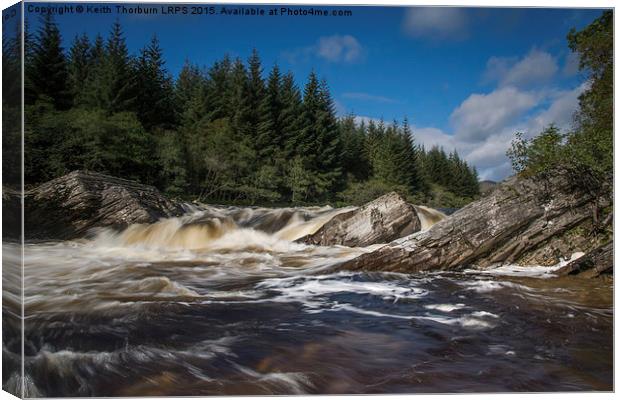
300;192;421;247
340;172;611;273
24;171;185;240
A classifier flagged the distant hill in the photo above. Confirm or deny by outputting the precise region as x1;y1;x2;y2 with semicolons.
479;180;498;195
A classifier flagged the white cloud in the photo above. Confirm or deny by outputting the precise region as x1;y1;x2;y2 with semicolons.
412;83;585;181
353;115;383;126
283;35;364;64
402;7;469;40
525;83;586;135
485;49;558;88
342;92;398;104
412;126;458;151
450;86;539;142
316;35;363;63
562;51;581;77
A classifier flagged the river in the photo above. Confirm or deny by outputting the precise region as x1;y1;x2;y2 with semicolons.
2;204;613;396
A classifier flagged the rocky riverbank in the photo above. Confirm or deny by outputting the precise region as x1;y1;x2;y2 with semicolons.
340;172;612;278
5;170;185;240
4;170;612;277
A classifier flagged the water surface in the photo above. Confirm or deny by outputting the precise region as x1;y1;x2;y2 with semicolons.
2;205;613;396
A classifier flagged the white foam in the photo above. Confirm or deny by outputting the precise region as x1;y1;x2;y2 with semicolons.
464;252;586;278
424;303;466;312
458;280;530;293
257;272;428;306
233;364;313;394
327;304;498;330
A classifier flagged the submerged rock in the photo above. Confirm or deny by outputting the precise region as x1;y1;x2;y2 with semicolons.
24;170;185;240
555;242;613;278
340;172;611;274
300;192;421;247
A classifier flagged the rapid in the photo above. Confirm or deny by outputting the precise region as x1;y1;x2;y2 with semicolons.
2;204;613;396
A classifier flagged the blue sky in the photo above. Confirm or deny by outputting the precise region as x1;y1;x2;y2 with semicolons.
25;3;607;180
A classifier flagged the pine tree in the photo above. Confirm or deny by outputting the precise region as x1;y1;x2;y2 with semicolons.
100;20;136;113
401;117;427;193
364;119;385;172
26;13;71;109
135;35;176;129
280;71;303;159
228;57;249;133
67;33;91;106
297;71;321;158
80;34;105;109
243;49;265;142
340;114;369;182
313;79;343;197
256;64;283;160
205;55;233;120
175;60;207;124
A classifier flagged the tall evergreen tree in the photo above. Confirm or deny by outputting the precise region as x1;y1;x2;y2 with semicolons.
297;71;321;157
205;55;233;120
135;35;176;129
401;117;426;192
80;34;105;109
340;114;369;182
175;60;207;124
26;13;71;109
242;49;265;143
228;57;249;133
280;71;303;158
99;20;136;113
67;33;91;105
256;64;283;160
313;79;343;197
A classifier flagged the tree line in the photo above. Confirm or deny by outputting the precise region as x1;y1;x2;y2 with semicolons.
12;14;480;206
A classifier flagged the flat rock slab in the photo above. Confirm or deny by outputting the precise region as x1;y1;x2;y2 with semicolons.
300;192;421;247
24;170;185;240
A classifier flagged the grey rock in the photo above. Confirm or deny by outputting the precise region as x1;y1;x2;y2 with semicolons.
301;192;421;247
555;241;613;278
24;170;185;240
339;172;611;273
479;180;498;196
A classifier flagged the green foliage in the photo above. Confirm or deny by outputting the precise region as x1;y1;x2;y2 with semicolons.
421;183;476;209
155;130;188;196
67;34;91;103
285;156;315;204
507;126;565;176
508;11;612;198
135;35;176;129
2;20;22;188
256;64;283;161
417;145;479;198
25;107;155;184
26;13;71;109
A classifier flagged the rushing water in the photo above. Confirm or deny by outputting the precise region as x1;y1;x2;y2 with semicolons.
2;204;613;396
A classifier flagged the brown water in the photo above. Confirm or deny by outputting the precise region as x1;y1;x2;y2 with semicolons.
2;205;613;396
